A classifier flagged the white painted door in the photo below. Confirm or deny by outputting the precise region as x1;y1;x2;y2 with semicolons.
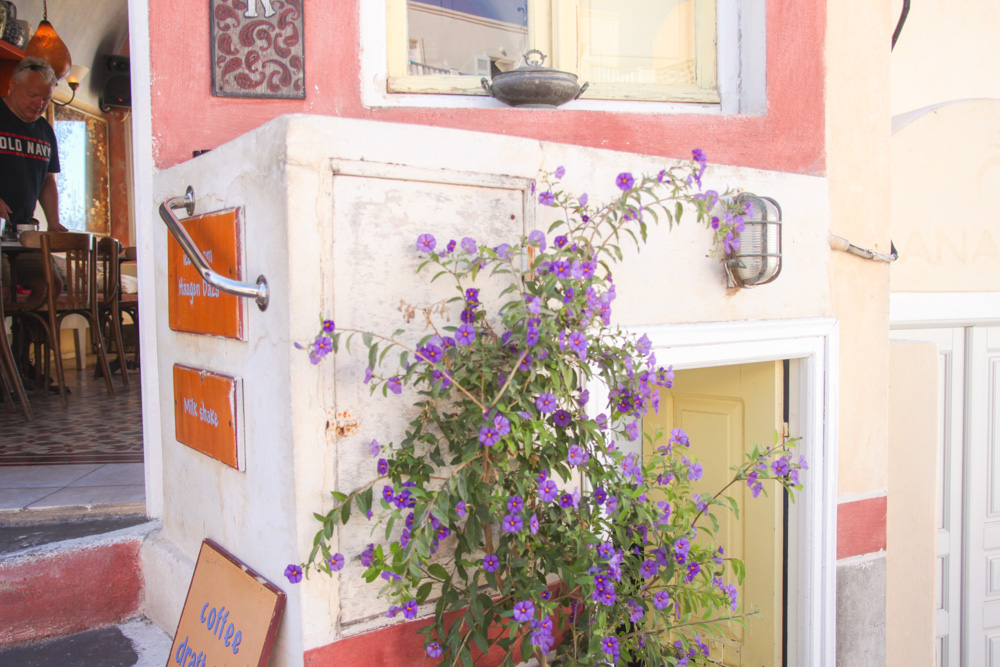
897;325;1000;666
901;327;964;666
965;326;1000;666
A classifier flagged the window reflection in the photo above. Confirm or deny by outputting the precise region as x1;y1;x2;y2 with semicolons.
53;106;110;235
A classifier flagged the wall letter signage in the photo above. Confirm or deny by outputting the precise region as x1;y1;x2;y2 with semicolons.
168;208;245;339
210;0;305;99
169;539;286;667
173;365;244;470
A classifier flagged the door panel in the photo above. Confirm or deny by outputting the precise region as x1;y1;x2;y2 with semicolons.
902;327;964;667
644;362;783;667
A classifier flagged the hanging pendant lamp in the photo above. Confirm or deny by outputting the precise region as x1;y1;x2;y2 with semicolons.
24;0;71;81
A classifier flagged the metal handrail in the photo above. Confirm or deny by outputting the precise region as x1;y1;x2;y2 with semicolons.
158;186;270;311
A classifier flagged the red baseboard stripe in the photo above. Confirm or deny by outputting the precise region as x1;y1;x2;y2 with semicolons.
837;495;887;560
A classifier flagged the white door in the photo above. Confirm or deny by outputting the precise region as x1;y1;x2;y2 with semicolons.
965;327;1000;666
902;327;964;666
898;325;1000;666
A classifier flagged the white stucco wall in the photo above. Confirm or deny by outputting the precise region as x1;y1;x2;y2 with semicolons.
144;115;832;663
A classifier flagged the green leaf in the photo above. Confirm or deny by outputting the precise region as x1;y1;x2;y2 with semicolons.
340;502;351;524
416;581;433;603
428;564;450;581
472;629;489;654
330;491;348;502
368;343;378;371
362;332;373;348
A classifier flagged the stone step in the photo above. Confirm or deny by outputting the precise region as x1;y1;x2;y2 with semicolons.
0;515;157;649
0;616;172;666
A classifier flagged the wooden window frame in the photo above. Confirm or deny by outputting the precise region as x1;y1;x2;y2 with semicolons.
386;0;719;104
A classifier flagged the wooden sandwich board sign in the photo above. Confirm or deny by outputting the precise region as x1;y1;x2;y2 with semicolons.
168;539;286;667
173;364;244;470
168;207;245;339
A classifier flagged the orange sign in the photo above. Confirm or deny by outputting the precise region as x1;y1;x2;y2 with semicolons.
174;365;243;470
169;539;285;667
168;208;245;339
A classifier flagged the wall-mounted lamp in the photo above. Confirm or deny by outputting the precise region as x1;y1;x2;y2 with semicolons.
52;65;89;107
725;192;782;288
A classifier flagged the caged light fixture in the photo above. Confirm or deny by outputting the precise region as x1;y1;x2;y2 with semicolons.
724;192;782;288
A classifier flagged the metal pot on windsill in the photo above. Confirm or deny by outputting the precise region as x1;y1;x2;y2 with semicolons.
481;50;589;109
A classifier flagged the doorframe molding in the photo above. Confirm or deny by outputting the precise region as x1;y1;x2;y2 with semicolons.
625;317;839;667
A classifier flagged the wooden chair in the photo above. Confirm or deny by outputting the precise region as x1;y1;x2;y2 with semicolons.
13;232;115;407
96;236;129;390
0;277;32;420
118;246;139;368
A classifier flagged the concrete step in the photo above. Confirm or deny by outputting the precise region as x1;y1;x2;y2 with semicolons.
0;616;172;666
0;514;158;649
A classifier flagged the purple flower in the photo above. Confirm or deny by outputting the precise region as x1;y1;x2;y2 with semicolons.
752;482;763;498
386;605;401;618
382;485;394;503
559;492;578;509
416;233;436;253
688;461;704;482
483;554;499;572
539;478;559;502
674;537;690;563
566;331;588;360
491;412;511;436
625;420;639;442
426;642;443;658
399;530;410;549
527;230;546;251
554;165;566;179
539;191;555;206
636;333;652;356
594;486;607;504
799;454;810;470
567;444;590;466
284;564;303;583
685;560;701;583
724;231;740;253
455;501;467;518
579;193;588;206
377;458;388;475
503;514;524;533
616;172;635;191
403;600;418;620
494;243;511;258
465;287;480;305
455;324;476;346
670;428;689;448
552;409;572;427
772;456;790;477
596;414;608;431
597;542;614;559
640;560;658;579
526;326;539;346
554;235;568;249
653;590;671;610
525;296;541;314
507;495;524;513
364;366;374;384
328;552;345;572
601;636;620;657
418;344;443;364
461;237;477;254
479;426;501;447
360;543;375;567
535;393;557;413
443;239;456;255
605;495;618;516
513;600;535;622
322;319;335;333
313;336;332;360
529;513;539;535
386;378;402;394
369;438;381;456
381;570;401;582
628;599;645;623
692;148;707;165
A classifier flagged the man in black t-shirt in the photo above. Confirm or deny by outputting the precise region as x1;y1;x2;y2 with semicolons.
0;57;67;303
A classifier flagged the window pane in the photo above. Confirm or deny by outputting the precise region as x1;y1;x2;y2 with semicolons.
578;0;699;86
407;0;529;77
54;121;87;231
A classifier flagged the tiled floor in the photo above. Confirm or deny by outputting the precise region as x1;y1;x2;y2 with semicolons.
0;462;145;517
1;358;145;521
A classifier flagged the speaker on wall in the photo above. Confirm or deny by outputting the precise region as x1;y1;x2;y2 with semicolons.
99;55;131;112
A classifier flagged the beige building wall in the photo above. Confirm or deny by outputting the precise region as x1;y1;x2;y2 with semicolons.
890;100;1000;293
890;0;1000;116
887;339;938;667
827;0;893;496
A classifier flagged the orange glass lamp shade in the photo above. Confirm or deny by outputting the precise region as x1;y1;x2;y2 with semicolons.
25;20;72;80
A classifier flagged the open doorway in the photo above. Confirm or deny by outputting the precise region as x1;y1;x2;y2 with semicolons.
0;0;141;521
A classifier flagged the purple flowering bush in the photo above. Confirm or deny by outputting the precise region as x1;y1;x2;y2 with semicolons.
291;152;805;666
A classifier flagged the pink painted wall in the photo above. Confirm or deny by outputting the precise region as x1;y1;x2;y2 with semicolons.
149;0;825;174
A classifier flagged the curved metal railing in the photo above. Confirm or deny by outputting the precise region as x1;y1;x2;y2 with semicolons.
158;186;270;311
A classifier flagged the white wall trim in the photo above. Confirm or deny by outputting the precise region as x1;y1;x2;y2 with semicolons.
890;292;1000;329
626;317;839;667
127;0;164;519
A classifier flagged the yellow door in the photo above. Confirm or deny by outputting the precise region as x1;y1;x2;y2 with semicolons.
644;362;783;667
